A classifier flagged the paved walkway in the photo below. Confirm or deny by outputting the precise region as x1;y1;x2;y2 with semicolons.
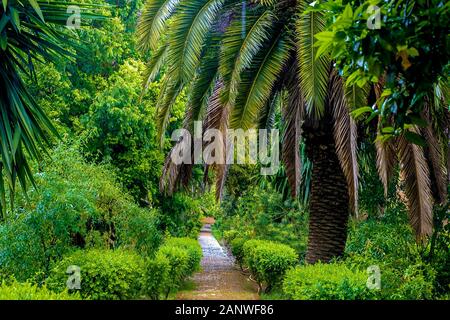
177;219;259;300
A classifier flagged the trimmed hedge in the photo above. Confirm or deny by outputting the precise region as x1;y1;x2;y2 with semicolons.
230;237;246;269
143;237;202;299
243;240;298;292
45;237;202;300
142;253;170;300
0;281;82;300
164;237;202;275
47;249;145;300
283;263;374;300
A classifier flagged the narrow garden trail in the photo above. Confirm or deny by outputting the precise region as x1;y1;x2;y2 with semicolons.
177;218;259;300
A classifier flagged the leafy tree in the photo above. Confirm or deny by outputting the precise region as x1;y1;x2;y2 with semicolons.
314;0;449;239
81;59;164;204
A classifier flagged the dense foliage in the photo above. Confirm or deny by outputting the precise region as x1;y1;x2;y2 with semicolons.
0;280;81;300
0;0;448;302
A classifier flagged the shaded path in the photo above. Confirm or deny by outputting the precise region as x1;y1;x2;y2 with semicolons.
177;218;259;300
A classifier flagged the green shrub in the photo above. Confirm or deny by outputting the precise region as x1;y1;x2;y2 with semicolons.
114;206;162;257
157;245;189;297
164;237;202;275
230;237;247;269
218;186;308;255
390;263;436;300
0;143;162;282
142;254;170;300
283;263;374;300
223;230;239;243
159;192;203;238
47;249;144;300
243;240;298;292
0;281;82;300
344;206;440;300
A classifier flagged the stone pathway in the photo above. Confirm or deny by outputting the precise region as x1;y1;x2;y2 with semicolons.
177;218;259;300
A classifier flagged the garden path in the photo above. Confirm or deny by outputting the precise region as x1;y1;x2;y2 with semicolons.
176;218;259;300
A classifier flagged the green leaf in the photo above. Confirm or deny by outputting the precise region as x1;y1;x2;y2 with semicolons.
404;130;426;147
0;33;7;50
28;0;45;22
0;13;9;33
350;106;372;119
10;8;20;31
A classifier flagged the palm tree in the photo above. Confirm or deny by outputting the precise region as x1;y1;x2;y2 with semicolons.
0;1;100;218
137;0;359;263
137;0;447;263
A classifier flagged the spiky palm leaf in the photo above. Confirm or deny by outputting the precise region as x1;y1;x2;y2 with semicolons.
0;0;100;218
282;59;303;198
296;0;330;119
231;33;292;129
397;130;433;239
137;0;180;52
375;136;398;197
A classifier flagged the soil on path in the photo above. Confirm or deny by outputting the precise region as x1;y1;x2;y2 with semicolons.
177;218;259;300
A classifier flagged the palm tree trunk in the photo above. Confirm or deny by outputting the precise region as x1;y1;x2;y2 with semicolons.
304;125;350;264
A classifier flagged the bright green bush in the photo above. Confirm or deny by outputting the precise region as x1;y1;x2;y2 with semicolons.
142;254;170;300
81;59;164;205
223;230;239;243
243;240;298;292
0;143;162;282
143;237;202;298
283;263;374;300
387;262;436;300
344;205;439;300
164;237;202;275
157;245;189;297
230;237;247;269
0;281;82;300
46;249;145;300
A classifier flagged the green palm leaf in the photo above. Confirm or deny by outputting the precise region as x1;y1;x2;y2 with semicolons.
296;0;330;119
0;0;102;218
137;0;180;52
168;0;224;84
231;33;292;129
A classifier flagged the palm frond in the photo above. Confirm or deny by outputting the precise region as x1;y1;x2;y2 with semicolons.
0;1;101;218
329;72;359;214
142;43;168;92
168;0;224;84
226;9;276;108
282;59;304;198
219;5;269;104
397;130;433;239
258;90;281;130
231;33;292;129
202;80;229;200
296;0;330;119
375;136;398;197
137;0;180;52
421;100;447;204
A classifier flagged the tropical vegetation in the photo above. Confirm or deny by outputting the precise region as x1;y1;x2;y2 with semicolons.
0;0;448;301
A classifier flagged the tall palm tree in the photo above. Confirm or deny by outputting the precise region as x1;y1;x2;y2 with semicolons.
137;0;447;263
0;0;100;218
138;0;359;263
